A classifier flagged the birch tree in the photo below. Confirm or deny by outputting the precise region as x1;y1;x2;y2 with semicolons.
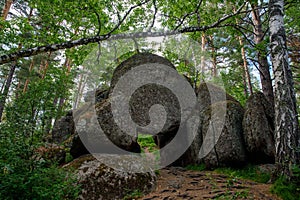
269;0;300;178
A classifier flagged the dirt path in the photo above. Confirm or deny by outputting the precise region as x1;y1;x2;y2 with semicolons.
139;167;280;200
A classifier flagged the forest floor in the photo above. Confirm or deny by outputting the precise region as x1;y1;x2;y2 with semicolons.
138;167;280;200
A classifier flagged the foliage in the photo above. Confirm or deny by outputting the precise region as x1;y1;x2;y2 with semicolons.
271;165;300;200
0;56;78;199
137;134;160;165
0;123;80;200
123;189;144;200
271;177;300;200
0;1;299;197
221;70;247;106
137;133;157;152
186;164;270;183
214;165;271;183
185;164;206;171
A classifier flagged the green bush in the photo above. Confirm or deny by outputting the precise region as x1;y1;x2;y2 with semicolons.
137;134;157;152
271;177;299;200
0;165;80;200
271;165;300;200
0;123;80;200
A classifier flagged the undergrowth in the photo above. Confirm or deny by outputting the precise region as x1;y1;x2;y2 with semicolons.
137;134;157;152
271;165;300;200
186;164;270;183
214;165;271;183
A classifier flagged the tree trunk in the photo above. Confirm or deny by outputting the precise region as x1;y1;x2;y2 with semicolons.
200;33;206;79
0;1;14;122
22;59;34;93
209;35;217;77
251;2;274;105
269;0;300;178
238;36;253;96
73;68;87;109
0;63;16;122
1;0;13;20
1;74;8;93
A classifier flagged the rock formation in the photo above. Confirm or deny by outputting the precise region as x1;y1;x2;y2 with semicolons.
65;154;156;200
52;110;74;144
243;92;275;163
200;100;246;168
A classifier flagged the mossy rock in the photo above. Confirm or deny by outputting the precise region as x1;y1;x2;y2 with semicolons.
196;82;240;113
34;144;66;165
200;100;246;168
110;53;175;91
243;92;275;163
64;154;156;200
95;99;141;153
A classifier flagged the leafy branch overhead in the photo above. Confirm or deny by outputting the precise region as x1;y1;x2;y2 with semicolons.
0;1;247;65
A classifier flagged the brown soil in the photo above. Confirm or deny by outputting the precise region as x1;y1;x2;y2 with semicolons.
139;167;280;200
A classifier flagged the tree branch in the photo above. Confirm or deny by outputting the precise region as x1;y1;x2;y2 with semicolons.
0;2;247;65
107;0;151;35
93;9;102;36
148;0;157;31
174;0;203;30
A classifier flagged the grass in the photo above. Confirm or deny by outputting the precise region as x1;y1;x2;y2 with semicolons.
123;190;143;200
271;176;300;200
185;163;206;171
270;165;300;200
137;133;160;165
137;134;157;152
214;165;271;183
185;164;271;183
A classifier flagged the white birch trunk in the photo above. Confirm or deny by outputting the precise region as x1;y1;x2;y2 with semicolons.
269;0;300;178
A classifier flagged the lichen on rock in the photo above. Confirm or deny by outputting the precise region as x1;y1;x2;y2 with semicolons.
64;154;157;200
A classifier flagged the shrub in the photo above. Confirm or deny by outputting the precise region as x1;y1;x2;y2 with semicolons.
0;123;80;200
271;165;300;200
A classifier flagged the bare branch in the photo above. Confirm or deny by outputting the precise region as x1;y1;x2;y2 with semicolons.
148;0;157;31
174;0;203;30
248;57;266;80
132;38;140;53
96;42;101;64
227;24;256;47
93;9;102;36
108;0;151;35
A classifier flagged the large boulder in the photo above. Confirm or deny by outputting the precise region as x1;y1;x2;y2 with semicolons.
68;134;89;159
110;53;175;91
200;100;246;168
243;92;275;163
176;83;242;167
109;53;182;135
196;82;239;112
68;101;141;158
65;154;156;200
54;88;111;159
107;53;196;166
65;103;95;159
84;87;109;103
52;110;75;144
95;99;141;154
34;144;66;166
